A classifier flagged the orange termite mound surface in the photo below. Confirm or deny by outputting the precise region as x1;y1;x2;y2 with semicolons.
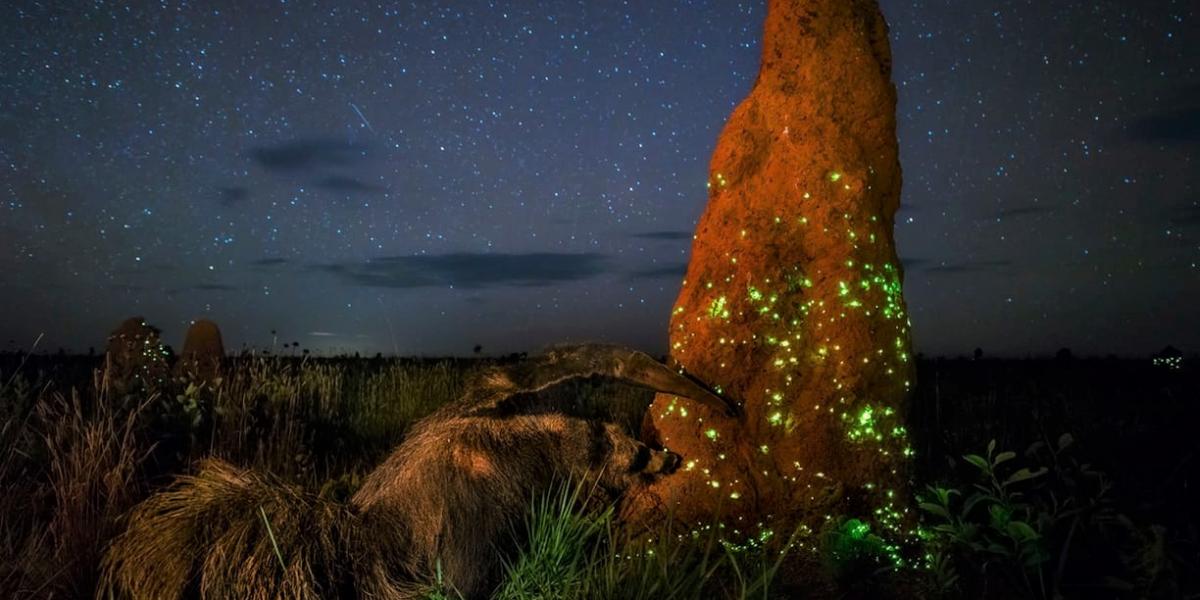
179;318;225;381
628;0;917;554
105;316;171;393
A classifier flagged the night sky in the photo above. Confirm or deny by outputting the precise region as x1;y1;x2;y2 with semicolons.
2;1;1196;358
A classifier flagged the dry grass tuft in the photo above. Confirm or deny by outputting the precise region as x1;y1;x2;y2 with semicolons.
100;458;359;600
1;378;152;598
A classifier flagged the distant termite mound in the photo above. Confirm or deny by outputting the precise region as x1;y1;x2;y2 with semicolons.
628;0;918;573
105;316;171;394
178;318;224;382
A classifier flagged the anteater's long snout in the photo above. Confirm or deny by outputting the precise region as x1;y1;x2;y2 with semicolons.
539;344;741;419
627;352;741;419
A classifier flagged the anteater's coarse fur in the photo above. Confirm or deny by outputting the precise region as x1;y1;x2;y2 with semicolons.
101;344;739;599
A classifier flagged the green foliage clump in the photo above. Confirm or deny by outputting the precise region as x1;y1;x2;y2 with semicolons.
920;438;1052;572
496;484;610;599
917;434;1175;599
820;517;892;581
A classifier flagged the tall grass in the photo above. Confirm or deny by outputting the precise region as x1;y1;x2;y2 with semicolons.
0;356;472;598
2;353;1195;598
0;375;153;597
492;482;793;600
0;355;682;598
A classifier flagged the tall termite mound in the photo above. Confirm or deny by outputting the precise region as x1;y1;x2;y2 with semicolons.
105;316;171;394
633;0;917;562
178;318;225;382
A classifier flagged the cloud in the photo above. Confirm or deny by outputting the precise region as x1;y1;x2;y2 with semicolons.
109;283;147;292
322;252;610;289
218;186;250;207
631;230;692;241
159;283;239;295
1125;84;1200;144
251;257;291;267
314;175;387;194
627;262;688;279
1127;108;1200;143
250;138;368;172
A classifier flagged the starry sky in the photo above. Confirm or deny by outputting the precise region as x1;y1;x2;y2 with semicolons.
2;1;1196;358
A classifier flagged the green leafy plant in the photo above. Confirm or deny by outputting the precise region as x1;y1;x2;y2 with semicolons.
935;439;1049;563
821;517;892;581
918;434;1125;599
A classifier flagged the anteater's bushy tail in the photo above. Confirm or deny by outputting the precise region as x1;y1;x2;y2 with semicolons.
100;459;368;599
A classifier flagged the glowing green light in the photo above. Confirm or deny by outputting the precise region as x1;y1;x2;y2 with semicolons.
858;407;874;426
708;296;729;319
705;428;719;440
828;171;842;182
768;411;783;425
846;405;889;443
850;520;870;538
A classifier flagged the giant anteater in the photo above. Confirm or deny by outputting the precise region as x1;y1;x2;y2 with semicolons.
102;344;738;599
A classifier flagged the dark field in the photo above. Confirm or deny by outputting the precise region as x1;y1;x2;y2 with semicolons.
1;352;1197;598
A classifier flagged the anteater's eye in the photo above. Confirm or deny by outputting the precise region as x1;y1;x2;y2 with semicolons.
628;445;651;472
